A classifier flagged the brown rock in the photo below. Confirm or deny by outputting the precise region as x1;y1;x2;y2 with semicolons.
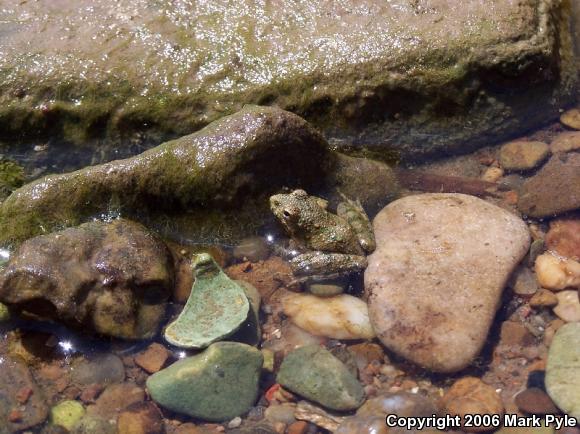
356;392;437;418
366;193;530;372
225;257;292;302
173;424;211;434
529;289;558;308
518;153;580;218
499;141;550;171
441;377;504;433
0;357;48;432
117;401;165;434
287;421;309;434
546;217;580;260
514;387;559;414
500;321;534;346
135;343;171;374
79;384;104;404
0;219;174;339
551;131;580;153
86;382;145;420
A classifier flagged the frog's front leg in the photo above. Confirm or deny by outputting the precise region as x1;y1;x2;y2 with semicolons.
336;195;376;254
289;251;367;277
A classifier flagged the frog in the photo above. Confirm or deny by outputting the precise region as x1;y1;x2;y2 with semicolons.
269;189;375;285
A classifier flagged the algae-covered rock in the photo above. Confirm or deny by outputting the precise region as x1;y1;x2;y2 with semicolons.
0;1;576;160
277;345;365;411
0;218;173;339
50;401;85;431
0;158;24;202
147;342;263;422
164;254;250;349
0;106;329;246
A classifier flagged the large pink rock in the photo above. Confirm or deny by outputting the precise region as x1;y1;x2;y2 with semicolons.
365;193;530;373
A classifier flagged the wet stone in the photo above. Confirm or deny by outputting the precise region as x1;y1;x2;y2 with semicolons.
515;388;559;414
530;289;559;308
117;401;165;434
545;216;580;260
71;353;125;386
366;193;530;372
85;382;145;421
518;153;580;218
0;219;173;339
535;253;580;291
509;265;540;295
499;141;550;171
441;377;504;433
147;342;263;422
164;253;250;349
546;323;580;420
553;291;580;322
50;400;85;431
356;392;437;418
0;356;49;433
276;345;365;411
551;131;580;153
134;343;171;374
233;237;271;263
561;108;580;130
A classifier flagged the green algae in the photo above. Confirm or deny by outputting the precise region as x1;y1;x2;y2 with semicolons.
164;254;250;349
0;159;24;202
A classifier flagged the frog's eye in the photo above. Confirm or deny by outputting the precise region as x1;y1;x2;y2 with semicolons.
283;209;292;218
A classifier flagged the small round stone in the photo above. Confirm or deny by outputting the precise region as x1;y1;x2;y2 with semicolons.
553;291;580;322
499;141;550;171
50;400;85;431
514;387;559;414
441;377;504;433
561;108;580;130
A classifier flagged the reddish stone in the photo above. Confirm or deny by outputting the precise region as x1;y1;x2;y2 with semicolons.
135;343;170;374
16;387;33;404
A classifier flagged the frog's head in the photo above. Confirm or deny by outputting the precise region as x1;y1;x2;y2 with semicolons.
269;189;310;235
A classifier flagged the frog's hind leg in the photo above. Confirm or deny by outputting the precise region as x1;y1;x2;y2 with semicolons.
336;192;376;254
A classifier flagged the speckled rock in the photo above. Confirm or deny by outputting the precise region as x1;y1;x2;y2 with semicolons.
546;323;580;420
147;342;263;421
518;153;580;218
366;193;530;372
0;357;49;433
277;345;365;411
0;219;173;339
499;141;550;171
164;253;250;349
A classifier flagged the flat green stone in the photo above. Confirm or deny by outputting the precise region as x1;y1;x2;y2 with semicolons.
165;254;250;349
277;345;365;411
146;342;263;422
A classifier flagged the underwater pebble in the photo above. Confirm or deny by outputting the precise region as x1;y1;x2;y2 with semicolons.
560;108;580;130
514;387;559;414
264;403;297;426
86;382;145;420
233;236;270;262
134;343;171;374
147;342;262;421
335;416;388;434
499;140;550;171
0;301;9;321
546;323;580;420
535;253;580;290
71;353;125;386
306;280;346;297
117;402;164;434
441;377;504;433
294;401;345;432
509;265;539;295
277;345;365;411
481;166;504;183
529;289;559;308
551;131;580;153
553;290;580;322
281;292;375;340
366;193;530;372
356;392;437;418
262;322;326;357
545;217;580;260
50;400;85;431
164;254;250;349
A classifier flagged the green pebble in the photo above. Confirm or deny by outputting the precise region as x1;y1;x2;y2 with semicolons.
50;400;85;431
147;342;263;422
277;345;365;411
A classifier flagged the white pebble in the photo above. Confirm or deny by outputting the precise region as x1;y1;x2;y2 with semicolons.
553;291;580;323
535;253;580;290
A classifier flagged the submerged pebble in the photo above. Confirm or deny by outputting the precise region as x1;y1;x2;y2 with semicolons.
551;131;580;153
546;323;580;420
277;345;365;411
281;292;375;340
50;400;85;431
233;236;271;262
499;140;550;171
545;217;580;260
117;402;164;434
147;342;263;421
553;290;580;322
71;354;125;386
535;253;580;290
560;108;580;130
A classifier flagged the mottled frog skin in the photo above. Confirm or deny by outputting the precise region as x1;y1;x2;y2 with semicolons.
269;189;375;280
